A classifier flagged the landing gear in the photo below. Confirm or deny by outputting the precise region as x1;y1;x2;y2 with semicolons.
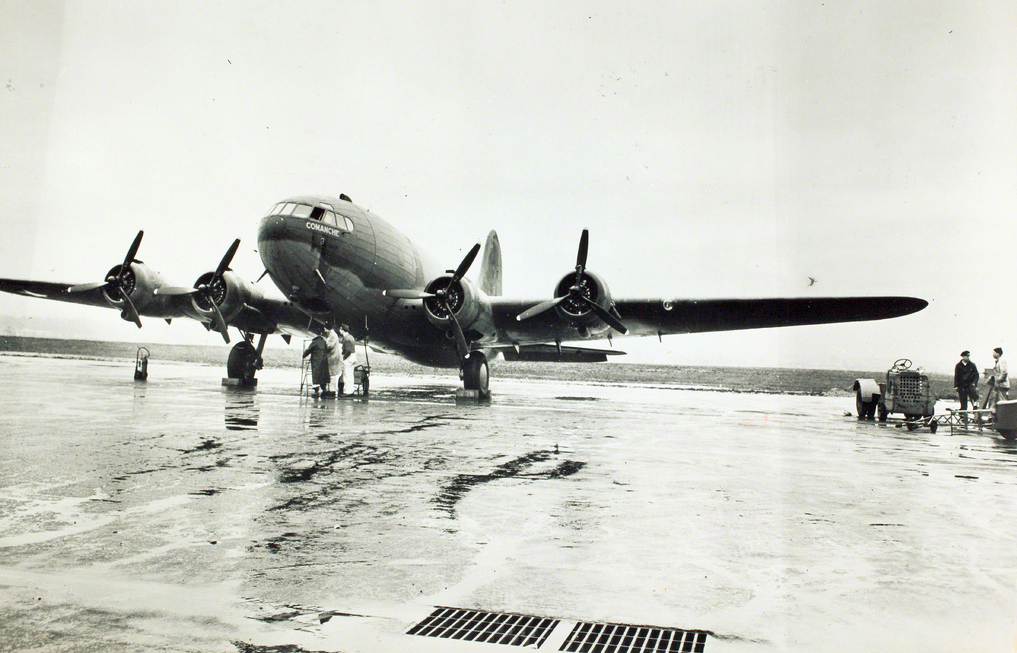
461;351;490;398
225;334;265;387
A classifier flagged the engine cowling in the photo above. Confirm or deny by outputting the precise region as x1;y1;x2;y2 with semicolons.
101;262;177;319
422;275;494;342
551;269;614;336
188;270;262;325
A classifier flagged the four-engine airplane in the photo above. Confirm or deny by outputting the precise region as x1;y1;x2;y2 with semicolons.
0;194;927;395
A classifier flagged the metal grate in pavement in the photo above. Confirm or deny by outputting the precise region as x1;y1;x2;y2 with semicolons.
407;606;560;648
559;621;708;653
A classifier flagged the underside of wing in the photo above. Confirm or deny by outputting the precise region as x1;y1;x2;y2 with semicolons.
614;296;929;337
488;343;626;363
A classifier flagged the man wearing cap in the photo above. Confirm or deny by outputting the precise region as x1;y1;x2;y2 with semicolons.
955;350;980;412
990;347;1009;407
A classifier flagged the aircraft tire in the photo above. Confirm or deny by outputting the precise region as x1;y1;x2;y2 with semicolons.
877;402;888;422
999;429;1016;440
227;341;259;383
463;352;490;396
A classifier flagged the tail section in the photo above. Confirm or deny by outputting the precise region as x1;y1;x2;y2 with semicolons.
478;230;502;297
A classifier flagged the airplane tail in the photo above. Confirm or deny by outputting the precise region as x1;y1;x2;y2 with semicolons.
478;230;502;296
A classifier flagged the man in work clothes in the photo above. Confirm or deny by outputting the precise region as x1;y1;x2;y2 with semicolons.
955;350;980;412
989;347;1009;408
337;323;358;395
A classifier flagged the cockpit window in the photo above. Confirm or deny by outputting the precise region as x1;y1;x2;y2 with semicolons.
265;202;354;232
291;204;313;218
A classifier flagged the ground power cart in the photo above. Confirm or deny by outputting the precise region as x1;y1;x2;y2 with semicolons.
854;359;938;431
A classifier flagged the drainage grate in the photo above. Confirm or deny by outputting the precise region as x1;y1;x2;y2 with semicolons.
559;622;708;653
407;606;559;648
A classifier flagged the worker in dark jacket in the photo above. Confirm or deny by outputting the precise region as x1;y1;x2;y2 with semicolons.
954;350;980;411
303;326;332;397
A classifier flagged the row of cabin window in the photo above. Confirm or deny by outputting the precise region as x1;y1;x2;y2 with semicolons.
267;202;354;231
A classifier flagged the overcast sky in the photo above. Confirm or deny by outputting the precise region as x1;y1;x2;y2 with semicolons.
1;1;1015;373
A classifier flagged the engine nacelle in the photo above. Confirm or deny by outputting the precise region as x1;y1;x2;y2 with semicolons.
422;275;494;342
188;270;263;325
102;262;178;319
552;269;614;336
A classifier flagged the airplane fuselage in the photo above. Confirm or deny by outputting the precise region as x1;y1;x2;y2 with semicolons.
257;195;477;367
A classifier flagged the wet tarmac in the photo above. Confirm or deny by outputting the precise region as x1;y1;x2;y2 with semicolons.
0;353;1015;652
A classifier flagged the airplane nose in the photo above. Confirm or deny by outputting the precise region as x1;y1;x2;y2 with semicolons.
258;216;288;242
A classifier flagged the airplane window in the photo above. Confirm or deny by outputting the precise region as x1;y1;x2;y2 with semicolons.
324;211;340;227
266;203;283;217
292;205;313;218
343;216;355;231
281;203;297;215
310;207;325;221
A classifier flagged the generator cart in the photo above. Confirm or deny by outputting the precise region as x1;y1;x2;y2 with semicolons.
854;359;938;432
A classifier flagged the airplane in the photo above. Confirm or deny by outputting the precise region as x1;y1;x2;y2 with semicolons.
0;193;927;396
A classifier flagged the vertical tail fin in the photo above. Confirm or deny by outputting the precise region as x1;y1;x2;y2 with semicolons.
478;230;502;296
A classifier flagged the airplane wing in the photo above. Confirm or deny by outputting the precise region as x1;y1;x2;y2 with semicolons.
491;295;928;345
0;278;109;307
0;276;315;338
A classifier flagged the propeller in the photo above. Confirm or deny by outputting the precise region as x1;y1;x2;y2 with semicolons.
516;229;628;334
68;230;144;328
385;243;481;359
157;239;240;343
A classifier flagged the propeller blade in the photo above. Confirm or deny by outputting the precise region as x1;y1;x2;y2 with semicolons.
576;229;589;271
255;269;269;283
516;296;565;322
67;281;107;294
581;297;628;334
383;289;436;300
120;291;143;329
121;230;144;276
214;239;241;280
209;301;230;343
446;305;470;359
451;243;482;283
154;286;198;297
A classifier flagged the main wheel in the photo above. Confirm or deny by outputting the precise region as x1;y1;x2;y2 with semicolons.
463;352;490;396
877;402;888;422
226;341;259;384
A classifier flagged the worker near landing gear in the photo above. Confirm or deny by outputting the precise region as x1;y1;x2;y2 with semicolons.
954;350;980;412
337;323;357;395
303;325;332;397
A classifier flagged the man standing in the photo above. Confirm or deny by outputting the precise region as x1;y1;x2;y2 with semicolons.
337;323;357;395
991;347;1009;407
954;350;980;412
